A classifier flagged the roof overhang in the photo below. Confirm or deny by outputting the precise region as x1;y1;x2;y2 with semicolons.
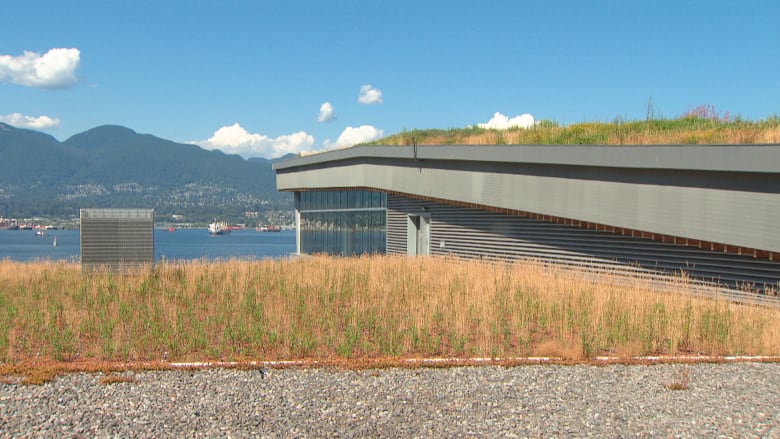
274;144;780;253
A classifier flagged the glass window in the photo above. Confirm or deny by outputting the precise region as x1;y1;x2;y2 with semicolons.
298;189;387;256
354;191;363;209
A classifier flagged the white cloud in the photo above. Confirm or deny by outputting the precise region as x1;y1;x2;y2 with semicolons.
272;131;316;156
335;125;384;147
0;48;80;89
193;123;315;159
317;101;336;123
0;113;61;130
477;112;535;130
358;84;383;104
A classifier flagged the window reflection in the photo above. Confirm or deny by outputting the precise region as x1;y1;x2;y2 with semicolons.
298;190;387;256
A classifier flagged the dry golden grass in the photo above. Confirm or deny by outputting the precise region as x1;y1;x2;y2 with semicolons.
99;374;138;385
1;255;778;378
663;368;691;391
374;117;780;146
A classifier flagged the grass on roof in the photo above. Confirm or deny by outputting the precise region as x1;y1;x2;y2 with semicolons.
369;107;780;146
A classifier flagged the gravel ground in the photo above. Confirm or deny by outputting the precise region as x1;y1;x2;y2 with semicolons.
1;362;779;438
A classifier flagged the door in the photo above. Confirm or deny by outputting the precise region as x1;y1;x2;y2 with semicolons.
407;214;430;256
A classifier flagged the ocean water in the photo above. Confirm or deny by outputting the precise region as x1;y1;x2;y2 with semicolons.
0;228;296;262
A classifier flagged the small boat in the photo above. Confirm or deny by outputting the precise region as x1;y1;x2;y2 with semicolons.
0;218;19;230
208;220;231;235
35;229;46;237
53;237;57;247
167;227;176;232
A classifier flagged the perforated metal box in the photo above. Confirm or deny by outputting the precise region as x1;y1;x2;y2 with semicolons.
80;208;154;270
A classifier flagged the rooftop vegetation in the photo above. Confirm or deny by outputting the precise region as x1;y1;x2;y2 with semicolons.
2;256;778;383
370;105;780;146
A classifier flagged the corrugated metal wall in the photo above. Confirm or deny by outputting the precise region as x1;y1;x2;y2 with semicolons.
80;208;155;270
387;194;780;292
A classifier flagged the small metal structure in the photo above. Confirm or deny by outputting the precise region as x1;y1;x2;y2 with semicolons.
80;208;154;270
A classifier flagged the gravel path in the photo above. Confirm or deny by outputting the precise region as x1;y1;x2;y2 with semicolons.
1;363;779;438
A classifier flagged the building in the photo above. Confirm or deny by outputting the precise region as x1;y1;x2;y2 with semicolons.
80;208;155;270
273;144;780;292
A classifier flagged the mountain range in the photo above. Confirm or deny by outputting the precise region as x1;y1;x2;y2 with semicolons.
0;123;292;225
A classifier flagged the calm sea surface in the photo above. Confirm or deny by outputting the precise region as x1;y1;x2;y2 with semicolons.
0;228;296;262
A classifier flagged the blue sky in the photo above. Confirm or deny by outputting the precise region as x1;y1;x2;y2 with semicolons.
2;1;778;158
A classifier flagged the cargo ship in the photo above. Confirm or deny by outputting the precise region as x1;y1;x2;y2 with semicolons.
0;218;19;230
208;220;231;235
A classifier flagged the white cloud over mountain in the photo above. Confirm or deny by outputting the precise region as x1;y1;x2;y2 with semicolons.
194;123;315;159
358;84;382;104
189;83;389;157
478;112;535;130
317;102;336;122
0;48;80;89
0;113;61;130
335;125;384;147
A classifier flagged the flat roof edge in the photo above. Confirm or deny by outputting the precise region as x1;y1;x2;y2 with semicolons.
273;144;780;173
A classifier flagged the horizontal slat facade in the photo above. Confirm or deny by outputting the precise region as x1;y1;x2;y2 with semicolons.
387;194;780;292
80;208;154;270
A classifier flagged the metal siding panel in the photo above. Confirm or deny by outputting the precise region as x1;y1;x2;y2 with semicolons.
386;194;409;255
274;144;780;174
385;194;780;290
